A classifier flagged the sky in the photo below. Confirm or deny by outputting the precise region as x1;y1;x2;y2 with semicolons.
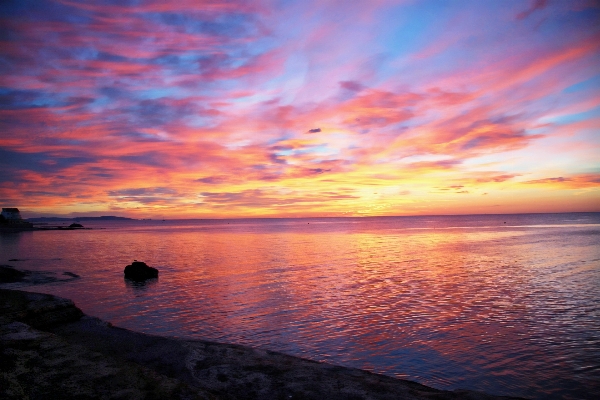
1;0;599;218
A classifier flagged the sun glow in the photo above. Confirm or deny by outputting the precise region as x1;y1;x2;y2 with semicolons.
0;1;598;218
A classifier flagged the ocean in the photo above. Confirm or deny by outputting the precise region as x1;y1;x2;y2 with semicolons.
1;213;599;399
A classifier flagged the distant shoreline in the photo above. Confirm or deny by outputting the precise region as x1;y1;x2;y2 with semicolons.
26;216;135;222
23;211;600;223
0;224;94;232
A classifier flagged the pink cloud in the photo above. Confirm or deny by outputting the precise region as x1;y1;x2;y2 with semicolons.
524;174;600;188
516;0;548;20
1;0;598;216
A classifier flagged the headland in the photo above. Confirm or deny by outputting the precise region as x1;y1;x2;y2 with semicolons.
1;207;135;232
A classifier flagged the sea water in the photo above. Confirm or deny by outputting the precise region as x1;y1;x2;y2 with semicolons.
1;213;599;399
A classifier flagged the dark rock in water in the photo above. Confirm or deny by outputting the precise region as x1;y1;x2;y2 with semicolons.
0;265;80;285
124;261;159;281
0;265;28;283
69;223;84;228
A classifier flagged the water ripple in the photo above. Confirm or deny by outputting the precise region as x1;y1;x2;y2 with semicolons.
2;215;599;399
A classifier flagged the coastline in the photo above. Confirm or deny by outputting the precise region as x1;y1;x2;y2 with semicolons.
0;225;91;232
1;288;523;399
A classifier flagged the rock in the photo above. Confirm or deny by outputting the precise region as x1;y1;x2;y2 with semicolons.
1;289;525;400
124;261;159;281
0;289;84;329
0;265;28;283
69;223;84;228
0;290;205;400
0;266;80;285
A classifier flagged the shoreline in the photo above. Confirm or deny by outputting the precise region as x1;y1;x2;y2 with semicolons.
1;288;524;399
0;225;93;232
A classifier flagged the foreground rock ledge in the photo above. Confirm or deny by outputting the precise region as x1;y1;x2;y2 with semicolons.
0;289;523;400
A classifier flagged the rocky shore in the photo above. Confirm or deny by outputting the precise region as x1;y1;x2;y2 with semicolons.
0;289;524;399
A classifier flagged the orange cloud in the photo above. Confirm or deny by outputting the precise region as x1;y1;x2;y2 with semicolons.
524;174;600;189
1;0;599;217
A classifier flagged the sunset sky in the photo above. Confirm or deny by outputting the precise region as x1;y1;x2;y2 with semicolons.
1;0;599;218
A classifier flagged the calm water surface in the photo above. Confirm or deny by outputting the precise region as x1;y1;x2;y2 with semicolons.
1;213;599;399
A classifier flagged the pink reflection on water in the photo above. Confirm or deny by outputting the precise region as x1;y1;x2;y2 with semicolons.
1;216;599;399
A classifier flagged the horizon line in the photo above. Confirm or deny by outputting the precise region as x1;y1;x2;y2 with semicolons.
23;210;600;221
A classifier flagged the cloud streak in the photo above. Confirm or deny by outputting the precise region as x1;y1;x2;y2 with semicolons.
0;0;599;217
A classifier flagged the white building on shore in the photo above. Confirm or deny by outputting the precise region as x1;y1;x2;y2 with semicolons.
1;208;22;220
1;208;33;229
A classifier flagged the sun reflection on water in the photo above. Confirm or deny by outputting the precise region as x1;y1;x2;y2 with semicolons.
1;215;599;399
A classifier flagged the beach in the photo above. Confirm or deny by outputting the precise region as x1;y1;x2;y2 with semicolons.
1;287;522;399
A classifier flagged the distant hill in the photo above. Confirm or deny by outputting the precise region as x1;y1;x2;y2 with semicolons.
74;216;134;221
27;216;134;222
